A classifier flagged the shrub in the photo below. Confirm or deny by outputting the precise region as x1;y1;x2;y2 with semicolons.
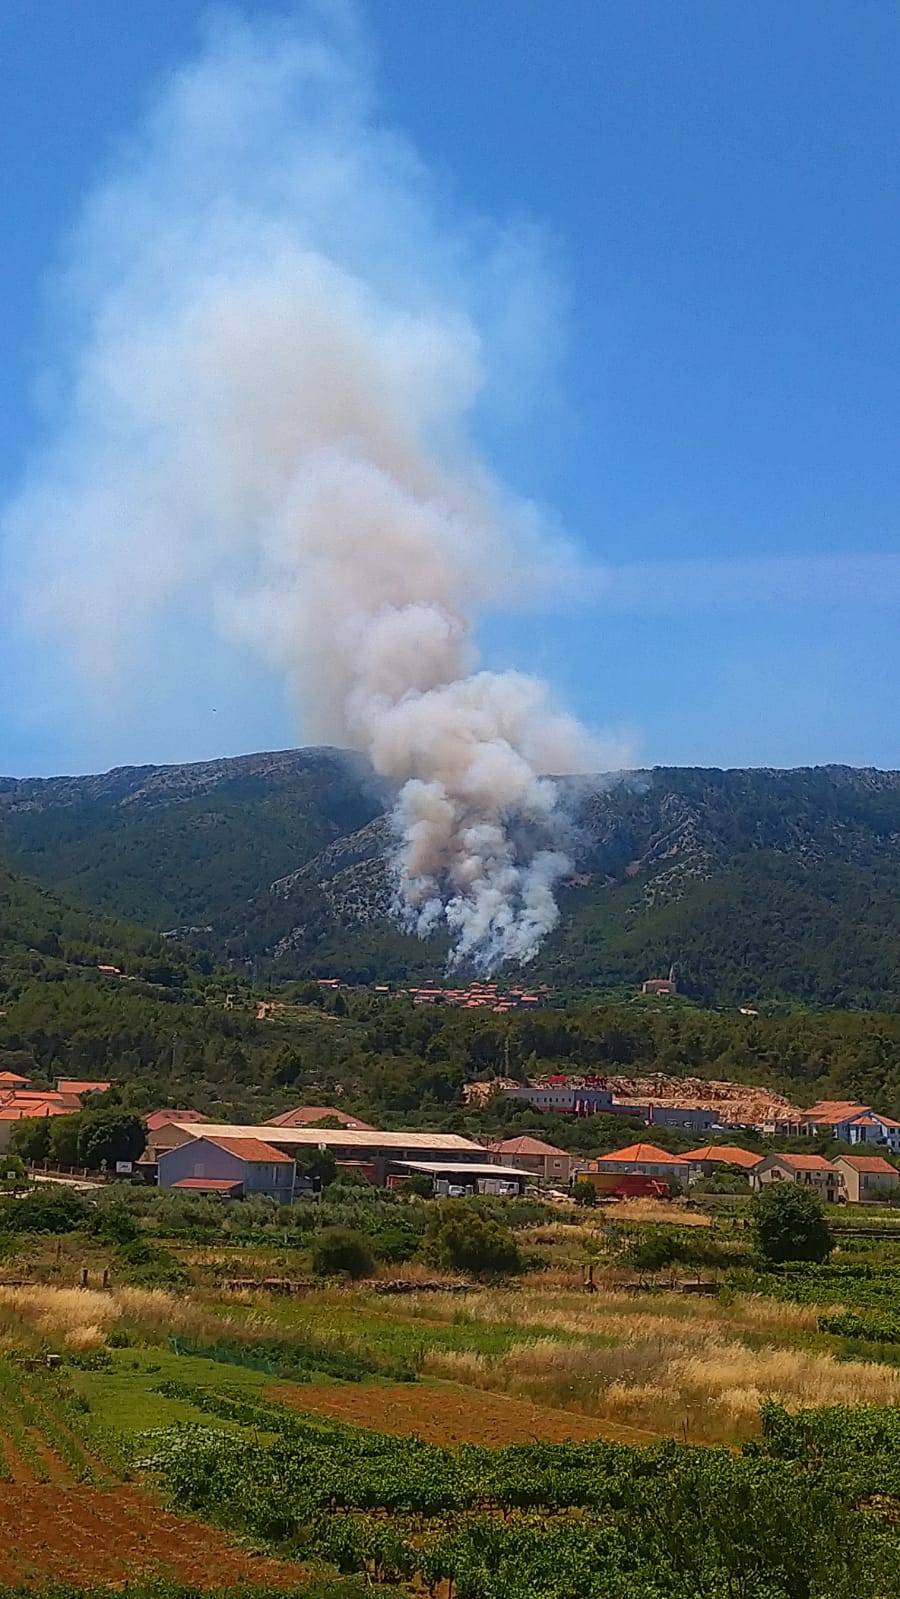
89;1198;141;1245
754;1182;833;1264
404;1172;433;1199
0;1186;89;1234
311;1226;374;1280
572;1179;597;1207
425;1202;522;1279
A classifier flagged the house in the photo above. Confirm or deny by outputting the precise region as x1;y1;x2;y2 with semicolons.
56;1080;111;1099
488;1135;580;1187
267;1106;374;1131
0;1071;31;1091
683;1144;761;1178
797;1101;900;1152
141;1109;212;1167
641;967;678;998
834;1154;900;1205
157;1135;296;1202
749;1153;840;1203
0;1101;76;1152
145;1108;211;1133
593;1142;690;1186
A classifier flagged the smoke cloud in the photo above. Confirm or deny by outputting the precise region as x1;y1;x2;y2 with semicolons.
4;6;627;971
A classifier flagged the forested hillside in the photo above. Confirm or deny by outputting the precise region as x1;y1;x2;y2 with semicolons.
2;752;899;1007
2;853;899;1124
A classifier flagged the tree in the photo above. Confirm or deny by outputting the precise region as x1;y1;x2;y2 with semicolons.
89;1197;141;1244
572;1179;597;1207
311;1226;373;1280
425;1203;522;1279
8;1117;52;1164
753;1181;833;1264
301;1148;337;1190
49;1114;81;1169
76;1108;146;1171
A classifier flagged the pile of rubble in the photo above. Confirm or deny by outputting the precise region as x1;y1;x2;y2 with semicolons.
600;1074;803;1125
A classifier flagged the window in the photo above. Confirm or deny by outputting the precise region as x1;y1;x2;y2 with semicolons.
193;1162;205;1177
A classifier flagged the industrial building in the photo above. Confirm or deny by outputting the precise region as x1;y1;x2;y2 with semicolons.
161;1121;493;1189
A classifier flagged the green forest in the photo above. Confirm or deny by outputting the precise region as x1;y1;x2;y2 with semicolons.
3;853;900;1134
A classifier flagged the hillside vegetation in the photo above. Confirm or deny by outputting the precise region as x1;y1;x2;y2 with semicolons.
1;857;899;1126
2;752;898;1007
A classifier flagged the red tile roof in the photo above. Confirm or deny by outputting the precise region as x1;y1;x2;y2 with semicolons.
805;1099;867;1116
770;1153;837;1172
56;1080;111;1096
0;1102;73;1121
145;1108;210;1131
835;1155;898;1175
4;1092;81;1112
204;1136;293;1164
491;1135;570;1158
0;1072;30;1086
683;1144;761;1169
171;1177;243;1192
267;1106;374;1130
598;1142;688;1165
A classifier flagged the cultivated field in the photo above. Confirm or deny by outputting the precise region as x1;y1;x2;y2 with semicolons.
2;1188;900;1594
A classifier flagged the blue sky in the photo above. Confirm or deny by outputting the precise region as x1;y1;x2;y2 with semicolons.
1;0;898;776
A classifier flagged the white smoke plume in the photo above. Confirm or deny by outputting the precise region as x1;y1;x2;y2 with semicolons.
4;6;627;971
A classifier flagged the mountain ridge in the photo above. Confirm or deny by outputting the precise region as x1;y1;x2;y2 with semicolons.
2;750;899;1007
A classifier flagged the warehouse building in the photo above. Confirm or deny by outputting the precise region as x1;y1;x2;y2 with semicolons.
163;1122;492;1188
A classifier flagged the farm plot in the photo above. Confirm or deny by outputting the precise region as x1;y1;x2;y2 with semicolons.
145;1387;900;1599
0;1357;309;1589
268;1376;651;1446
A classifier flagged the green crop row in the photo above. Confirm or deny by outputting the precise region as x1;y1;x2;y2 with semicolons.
139;1392;900;1598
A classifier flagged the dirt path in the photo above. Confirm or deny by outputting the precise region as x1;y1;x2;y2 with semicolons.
269;1377;658;1447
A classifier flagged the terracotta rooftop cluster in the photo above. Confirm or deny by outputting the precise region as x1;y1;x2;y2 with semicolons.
0;1075;111;1129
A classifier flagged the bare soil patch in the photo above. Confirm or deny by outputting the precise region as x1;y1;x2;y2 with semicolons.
0;1484;309;1588
269;1377;652;1447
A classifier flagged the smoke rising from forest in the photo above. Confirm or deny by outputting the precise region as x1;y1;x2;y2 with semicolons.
4;7;626;970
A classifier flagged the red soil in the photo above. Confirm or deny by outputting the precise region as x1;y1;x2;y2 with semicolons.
0;1483;309;1588
269;1377;647;1447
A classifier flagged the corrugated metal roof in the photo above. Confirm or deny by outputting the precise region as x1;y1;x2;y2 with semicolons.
397;1160;533;1178
173;1123;484;1152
